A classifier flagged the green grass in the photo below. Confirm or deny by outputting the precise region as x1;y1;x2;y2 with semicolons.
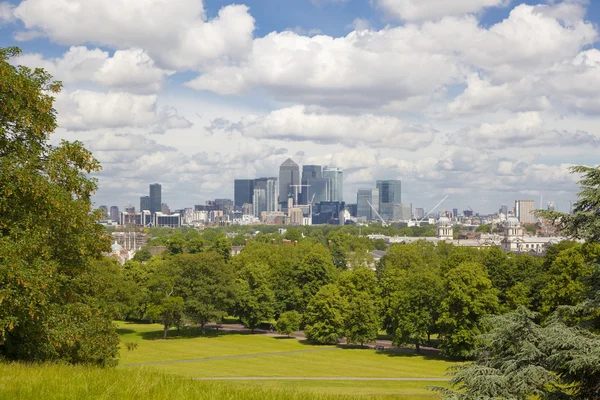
115;321;455;398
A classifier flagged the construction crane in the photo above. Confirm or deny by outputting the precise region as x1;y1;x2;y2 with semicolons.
417;195;449;226
367;200;388;227
308;193;316;223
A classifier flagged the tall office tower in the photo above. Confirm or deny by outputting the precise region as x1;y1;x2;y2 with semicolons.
413;208;425;220
140;196;151;212
149;183;162;215
500;205;508;216
356;188;379;221
234;179;255;207
161;203;170;215
376;180;402;221
109;206;120;222
99;205;109;219
254;177;278;215
399;203;413;221
323;167;343;202
547;202;556;211
515;200;536;224
279;158;300;208
300;165;322;204
125;204;135;213
452;208;459;219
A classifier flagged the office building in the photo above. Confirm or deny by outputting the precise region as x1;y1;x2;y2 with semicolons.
323;167;343;202
515;200;536;224
414;207;425;220
234;179;254;208
300;165;322;204
313;201;345;225
109;206;119;222
253;177;278;217
452;208;459;219
500;205;508;216
356;188;379;221
161;203;170;215
140;196;151;212
154;212;181;228
99;205;109;219
279;158;300;208
399;203;413;221
376;180;402;221
149;183;161;215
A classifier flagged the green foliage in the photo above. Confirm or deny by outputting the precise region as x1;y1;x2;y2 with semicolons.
0;47;118;365
132;247;153;262
275;311;302;336
474;224;491;233
234;263;275;332
304;284;345;344
437;262;499;359
344;292;380;346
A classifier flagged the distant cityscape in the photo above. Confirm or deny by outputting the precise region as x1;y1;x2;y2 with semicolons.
97;158;564;230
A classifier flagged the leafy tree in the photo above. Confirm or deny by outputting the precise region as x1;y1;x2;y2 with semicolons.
165;233;186;255
177;252;235;332
275;311;301;337
475;224;491;233
304;284;345;344
146;260;183;339
147;296;184;340
437;262;499;359
0;47;118;365
296;247;338;310
132;247;153;262
344;292;380;346
234;263;274;332
285;228;302;243
211;236;232;262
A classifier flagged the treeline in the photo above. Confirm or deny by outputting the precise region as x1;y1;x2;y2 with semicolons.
109;230;598;360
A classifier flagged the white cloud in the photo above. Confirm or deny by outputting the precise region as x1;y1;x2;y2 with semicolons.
374;0;508;22
207;105;437;150
0;1;15;24
17;46;173;93
13;0;255;70
55;90;192;132
451;112;600;148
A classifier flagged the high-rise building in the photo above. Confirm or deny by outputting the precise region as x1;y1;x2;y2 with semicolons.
109;206;119;222
452;208;459;219
149;183;161;215
140;196;151;212
500;205;508;216
399;203;413;221
323;167;343;202
413;208;425;220
356;188;379;221
376;180;402;221
234;179;255;208
300;165;322;204
515;200;536;224
254;177;278;217
161;203;170;215
99;205;109;219
279;158;300;208
125;204;135;213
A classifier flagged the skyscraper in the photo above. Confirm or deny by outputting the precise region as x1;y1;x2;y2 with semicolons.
500;205;508;216
300;165;322;204
109;206;119;222
376;180;402;221
399;203;413;221
149;183;161;215
515;200;536;224
234;179;254;207
254;177;278;216
99;205;109;219
323;167;343;202
356;188;379;221
279;158;299;208
140;196;151;212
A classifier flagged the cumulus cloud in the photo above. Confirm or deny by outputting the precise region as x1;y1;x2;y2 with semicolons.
0;1;15;24
374;0;508;22
17;47;173;93
206;106;437;150
55;90;192;132
452;112;600;148
13;0;255;70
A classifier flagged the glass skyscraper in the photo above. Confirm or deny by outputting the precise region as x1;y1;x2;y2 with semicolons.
278;158;299;208
356;188;379;221
234;179;254;207
376;180;401;221
149;183;161;215
323;167;343;202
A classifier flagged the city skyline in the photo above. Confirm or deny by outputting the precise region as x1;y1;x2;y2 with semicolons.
4;1;597;212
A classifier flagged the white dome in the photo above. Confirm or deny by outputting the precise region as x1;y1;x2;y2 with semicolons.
437;217;451;226
506;217;520;227
111;242;123;252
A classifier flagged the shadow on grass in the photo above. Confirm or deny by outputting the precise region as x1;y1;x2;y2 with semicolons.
116;328;136;335
374;348;450;362
138;327;259;341
272;336;296;340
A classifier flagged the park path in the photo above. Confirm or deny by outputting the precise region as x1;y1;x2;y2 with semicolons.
191;377;450;381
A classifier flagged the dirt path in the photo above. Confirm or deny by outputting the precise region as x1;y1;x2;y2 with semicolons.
191;377;450;381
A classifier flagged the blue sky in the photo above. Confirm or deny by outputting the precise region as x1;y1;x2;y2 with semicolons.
1;0;599;214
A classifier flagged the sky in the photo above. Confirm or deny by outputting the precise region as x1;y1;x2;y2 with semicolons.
1;0;599;214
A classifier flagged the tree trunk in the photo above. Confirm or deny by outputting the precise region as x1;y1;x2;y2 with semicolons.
427;332;431;345
415;340;421;354
163;324;168;340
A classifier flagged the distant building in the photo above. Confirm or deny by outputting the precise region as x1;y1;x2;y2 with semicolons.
253;177;278;217
500;205;508;216
515;200;536;224
376;180;402;221
161;203;170;215
149;183;161;215
547;202;556;211
109;206;120;222
357;188;379;221
313;201;345;225
125;204;135;213
413;207;425;220
279;158;300;209
323;167;344;202
140;196;151;212
154;212;181;228
242;203;253;216
452;208;459;219
234;179;254;208
346;203;357;217
399;203;413;221
300;165;322;204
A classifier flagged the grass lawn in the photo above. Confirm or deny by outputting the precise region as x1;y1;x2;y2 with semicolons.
116;321;456;399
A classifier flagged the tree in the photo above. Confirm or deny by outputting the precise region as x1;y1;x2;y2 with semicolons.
304;284;345;344
437;262;499;359
132;247;153;262
276;311;301;337
177;252;235;332
211;236;232;262
146;260;183;339
234;263;274;332
344;292;379;346
0;47;118;365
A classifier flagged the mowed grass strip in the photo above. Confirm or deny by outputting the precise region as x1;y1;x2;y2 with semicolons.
0;363;380;400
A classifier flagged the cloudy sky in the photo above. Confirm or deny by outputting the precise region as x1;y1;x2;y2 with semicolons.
2;0;599;213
